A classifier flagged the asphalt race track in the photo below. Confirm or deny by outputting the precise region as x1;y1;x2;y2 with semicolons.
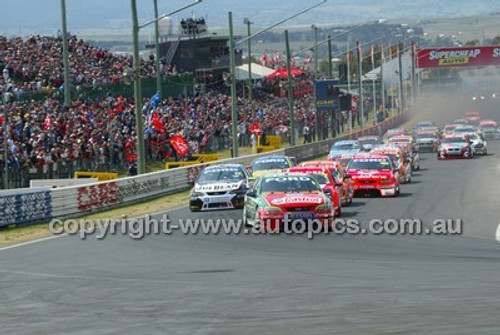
1;95;500;335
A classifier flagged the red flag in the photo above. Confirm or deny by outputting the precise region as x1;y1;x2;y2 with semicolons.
127;154;138;162
248;123;262;135
169;135;189;157
0;116;3;125
151;113;164;132
44;114;52;130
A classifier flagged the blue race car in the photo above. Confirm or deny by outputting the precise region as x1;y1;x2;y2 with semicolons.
328;140;361;160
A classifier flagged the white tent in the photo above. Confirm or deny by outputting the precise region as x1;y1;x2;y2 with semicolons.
235;63;274;81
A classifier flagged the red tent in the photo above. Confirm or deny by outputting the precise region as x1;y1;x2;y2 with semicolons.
266;67;305;79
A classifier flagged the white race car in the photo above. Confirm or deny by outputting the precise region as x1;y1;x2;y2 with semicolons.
189;164;249;211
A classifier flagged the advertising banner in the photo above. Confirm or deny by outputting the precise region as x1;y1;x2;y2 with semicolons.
417;46;500;68
315;80;339;111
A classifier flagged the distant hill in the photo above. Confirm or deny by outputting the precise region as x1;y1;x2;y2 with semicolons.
1;0;500;36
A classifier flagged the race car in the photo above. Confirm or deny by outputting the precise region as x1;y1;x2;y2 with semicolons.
382;128;408;143
371;146;412;183
189;164;249;212
243;174;335;231
464;110;481;125
346;154;400;197
466;133;487;155
284;166;341;216
299;161;354;206
328;140;361;160
248;155;294;180
443;124;458;136
453;125;480;137
479;121;500;140
437;135;474;160
388;135;420;171
413;121;438;133
358;136;382;151
451;119;469;126
336;153;357;169
416;130;440;152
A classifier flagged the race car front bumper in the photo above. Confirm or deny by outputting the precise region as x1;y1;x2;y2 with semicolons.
189;193;245;211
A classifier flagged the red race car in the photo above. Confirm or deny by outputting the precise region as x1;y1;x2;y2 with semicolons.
370;146;412;184
346;154;400;197
464;110;481;125
284;166;342;216
299;161;354;206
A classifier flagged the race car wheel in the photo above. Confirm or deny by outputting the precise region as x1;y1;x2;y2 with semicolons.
483;148;488;156
396;186;400;196
406;173;412;184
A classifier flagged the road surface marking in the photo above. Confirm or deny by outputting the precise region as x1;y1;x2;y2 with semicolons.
496;223;500;242
0;234;68;252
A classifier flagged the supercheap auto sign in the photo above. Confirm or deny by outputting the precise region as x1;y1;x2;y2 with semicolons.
417;46;500;68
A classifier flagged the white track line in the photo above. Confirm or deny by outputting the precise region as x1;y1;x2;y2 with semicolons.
0;234;68;252
496;223;500;243
0;204;190;252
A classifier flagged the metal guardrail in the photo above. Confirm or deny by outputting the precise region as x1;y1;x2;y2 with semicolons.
0;112;408;227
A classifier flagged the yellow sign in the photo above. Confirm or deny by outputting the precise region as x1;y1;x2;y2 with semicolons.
439;57;469;66
74;171;118;181
266;135;282;149
165;153;219;169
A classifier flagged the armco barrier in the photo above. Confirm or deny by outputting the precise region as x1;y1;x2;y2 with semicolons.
0;112;408;227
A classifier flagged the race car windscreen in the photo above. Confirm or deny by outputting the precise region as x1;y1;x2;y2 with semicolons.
252;158;289;171
347;158;392;170
332;142;358;150
454;127;475;134
418;134;437;140
310;174;329;185
261;176;321;193
480;126;499;132
197;167;246;184
443;137;468;143
374;153;399;165
359;139;379;146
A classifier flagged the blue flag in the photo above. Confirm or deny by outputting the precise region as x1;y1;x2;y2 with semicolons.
149;91;161;108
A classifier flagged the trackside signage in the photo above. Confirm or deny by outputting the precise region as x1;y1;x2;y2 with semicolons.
417;46;500;68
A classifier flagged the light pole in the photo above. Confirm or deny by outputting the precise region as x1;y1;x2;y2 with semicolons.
228;0;327;156
131;0;202;174
356;40;364;127
243;18;253;100
327;35;333;78
311;25;319;79
397;44;404;113
153;0;162;95
285;30;296;146
2;91;8;189
60;0;71;106
311;24;319;142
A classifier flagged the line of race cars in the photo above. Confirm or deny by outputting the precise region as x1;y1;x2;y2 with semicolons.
189;110;497;230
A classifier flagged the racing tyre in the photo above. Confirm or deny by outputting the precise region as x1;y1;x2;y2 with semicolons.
243;207;249;226
483;148;487;156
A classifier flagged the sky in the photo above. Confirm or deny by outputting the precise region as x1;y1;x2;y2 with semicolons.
0;0;499;36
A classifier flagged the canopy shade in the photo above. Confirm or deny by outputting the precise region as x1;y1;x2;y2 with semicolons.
266;67;305;79
235;63;275;80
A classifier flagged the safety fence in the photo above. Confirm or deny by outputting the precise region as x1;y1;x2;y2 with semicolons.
0;111;409;227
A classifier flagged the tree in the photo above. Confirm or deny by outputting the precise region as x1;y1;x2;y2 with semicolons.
492;35;500;45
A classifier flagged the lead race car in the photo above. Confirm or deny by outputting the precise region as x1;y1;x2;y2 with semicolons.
243;174;335;231
189;164;249;212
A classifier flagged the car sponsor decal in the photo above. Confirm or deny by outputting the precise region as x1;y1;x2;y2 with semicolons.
195;181;243;192
271;196;323;205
